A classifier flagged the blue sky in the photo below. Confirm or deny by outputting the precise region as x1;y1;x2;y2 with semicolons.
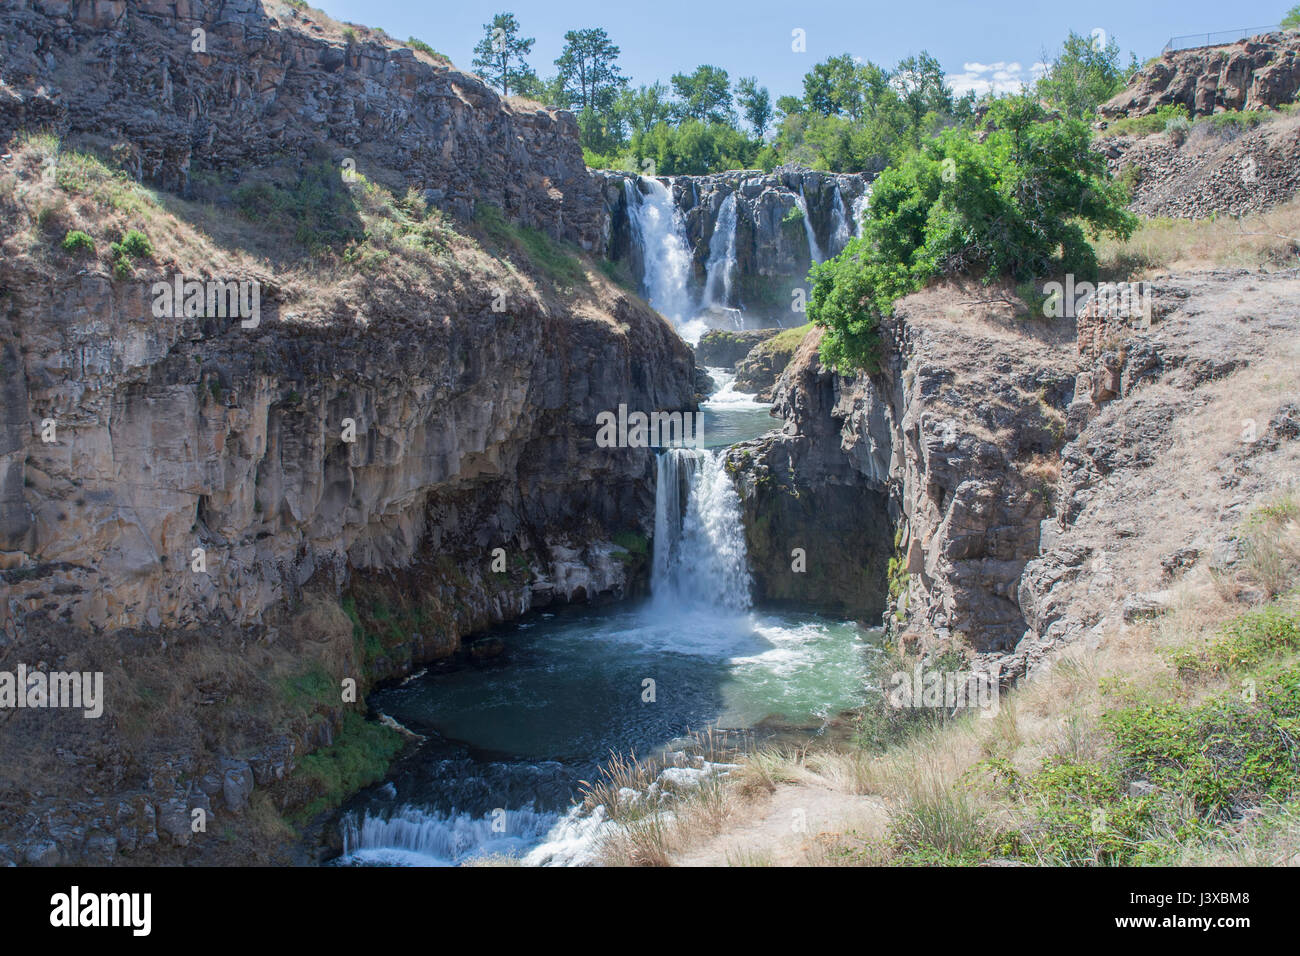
309;0;1290;99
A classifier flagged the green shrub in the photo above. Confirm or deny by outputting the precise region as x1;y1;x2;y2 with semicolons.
1201;109;1269;133
111;229;153;260
811;96;1137;373
1104;666;1300;819
1170;605;1300;678
407;37;446;61
60;230;95;255
1104;103;1189;138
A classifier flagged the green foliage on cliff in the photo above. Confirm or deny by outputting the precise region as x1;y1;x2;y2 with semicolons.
60;229;95;255
810;96;1138;373
1103;103;1190;138
472;201;586;287
233;162;364;252
285;712;405;821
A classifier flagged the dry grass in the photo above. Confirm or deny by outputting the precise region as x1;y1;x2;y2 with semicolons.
1097;196;1300;278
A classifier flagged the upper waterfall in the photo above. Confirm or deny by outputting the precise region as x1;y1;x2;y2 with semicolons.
626;176;696;331
796;184;825;265
702;192;739;312
829;183;852;258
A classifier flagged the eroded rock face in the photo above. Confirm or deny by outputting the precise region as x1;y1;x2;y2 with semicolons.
1099;114;1300;218
1100;32;1300;119
0;263;694;640
733;287;1077;653
0;0;603;247
1014;272;1300;676
734;331;805;401
727;329;892;620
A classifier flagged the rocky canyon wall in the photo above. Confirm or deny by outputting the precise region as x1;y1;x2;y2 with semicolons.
0;0;603;247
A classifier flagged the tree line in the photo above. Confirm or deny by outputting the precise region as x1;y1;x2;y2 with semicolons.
468;12;1139;176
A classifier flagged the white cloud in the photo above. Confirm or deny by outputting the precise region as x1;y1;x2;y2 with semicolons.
949;60;1049;97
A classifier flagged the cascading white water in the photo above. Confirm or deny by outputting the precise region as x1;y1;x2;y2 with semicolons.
652;448;752;612
626;176;695;326
797;184;825;266
829;183;852;258
852;188;871;237
339;803;608;867
702;192;739;311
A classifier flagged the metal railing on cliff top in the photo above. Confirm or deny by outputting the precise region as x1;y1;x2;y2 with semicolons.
1161;25;1284;54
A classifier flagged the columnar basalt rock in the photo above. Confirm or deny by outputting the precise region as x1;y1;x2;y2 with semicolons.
1100;32;1300;119
731;286;1077;654
0;0;603;247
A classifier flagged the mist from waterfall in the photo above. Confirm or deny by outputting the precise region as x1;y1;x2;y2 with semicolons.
702;192;739;311
796;184;825;265
652;449;752;613
626;176;695;329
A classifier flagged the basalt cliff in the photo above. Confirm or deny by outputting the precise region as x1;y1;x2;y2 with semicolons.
0;0;693;865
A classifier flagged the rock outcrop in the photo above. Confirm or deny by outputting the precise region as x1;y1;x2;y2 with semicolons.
696;328;778;368
1014;270;1300;674
1100;32;1300;119
1099;113;1300;218
740;271;1300;677
0;0;604;248
733;284;1078;651
734;326;809;401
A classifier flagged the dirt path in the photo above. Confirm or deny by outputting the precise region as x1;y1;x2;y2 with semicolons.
672;782;888;866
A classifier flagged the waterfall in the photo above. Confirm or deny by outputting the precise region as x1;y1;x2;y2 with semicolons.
626;176;695;327
829;183;851;258
702;192;739;310
851;188;871;237
339;804;603;867
796;184;825;265
652;448;752;612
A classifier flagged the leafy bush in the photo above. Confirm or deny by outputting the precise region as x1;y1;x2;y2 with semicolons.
1104;666;1300;819
631;119;761;176
112;229;153;260
1104;103;1189;138
407;37;446;61
810;96;1137;372
60;230;95;255
107;228;152;279
1171;605;1300;677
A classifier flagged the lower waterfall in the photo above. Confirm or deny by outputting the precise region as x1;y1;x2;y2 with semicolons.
652;448;752;613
